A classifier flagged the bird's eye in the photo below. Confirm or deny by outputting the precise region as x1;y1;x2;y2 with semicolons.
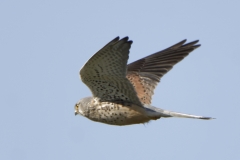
75;104;78;111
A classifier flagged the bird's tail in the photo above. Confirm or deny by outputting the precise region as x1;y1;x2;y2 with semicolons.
144;105;214;120
156;109;213;120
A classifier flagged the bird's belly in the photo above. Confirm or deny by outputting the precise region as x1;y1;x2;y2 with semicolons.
88;102;151;125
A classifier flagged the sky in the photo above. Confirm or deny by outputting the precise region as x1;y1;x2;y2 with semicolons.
0;0;240;160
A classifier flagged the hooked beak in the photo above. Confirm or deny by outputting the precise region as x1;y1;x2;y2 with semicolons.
75;111;78;116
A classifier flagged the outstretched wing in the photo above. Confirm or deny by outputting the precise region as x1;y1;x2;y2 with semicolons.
127;40;200;104
80;37;142;105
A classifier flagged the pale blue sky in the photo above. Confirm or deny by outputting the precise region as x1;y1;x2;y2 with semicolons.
1;1;240;160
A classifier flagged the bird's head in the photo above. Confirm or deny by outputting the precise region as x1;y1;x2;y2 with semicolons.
74;97;92;116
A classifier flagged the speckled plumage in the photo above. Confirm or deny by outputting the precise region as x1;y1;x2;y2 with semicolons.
75;37;213;125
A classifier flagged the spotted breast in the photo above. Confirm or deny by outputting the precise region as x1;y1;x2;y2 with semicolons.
86;99;153;125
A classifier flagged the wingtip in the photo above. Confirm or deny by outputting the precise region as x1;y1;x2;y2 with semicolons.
200;117;216;120
184;39;200;46
121;36;129;41
194;44;201;49
177;39;187;46
182;39;187;43
113;36;120;41
119;36;133;44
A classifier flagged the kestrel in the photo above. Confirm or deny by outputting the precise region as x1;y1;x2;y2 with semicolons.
75;37;213;125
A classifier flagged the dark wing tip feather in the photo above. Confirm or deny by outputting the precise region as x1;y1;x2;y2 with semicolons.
114;36;120;40
99;36;120;49
200;117;215;120
111;36;120;43
193;44;201;49
121;36;129;41
182;40;199;47
168;39;187;49
120;36;133;44
97;36;133;53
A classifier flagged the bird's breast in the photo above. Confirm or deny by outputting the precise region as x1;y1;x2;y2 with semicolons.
87;101;151;125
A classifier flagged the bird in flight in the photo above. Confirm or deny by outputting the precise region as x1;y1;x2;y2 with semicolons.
75;37;213;125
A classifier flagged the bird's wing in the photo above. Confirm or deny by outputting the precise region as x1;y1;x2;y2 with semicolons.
80;37;142;105
127;40;200;104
